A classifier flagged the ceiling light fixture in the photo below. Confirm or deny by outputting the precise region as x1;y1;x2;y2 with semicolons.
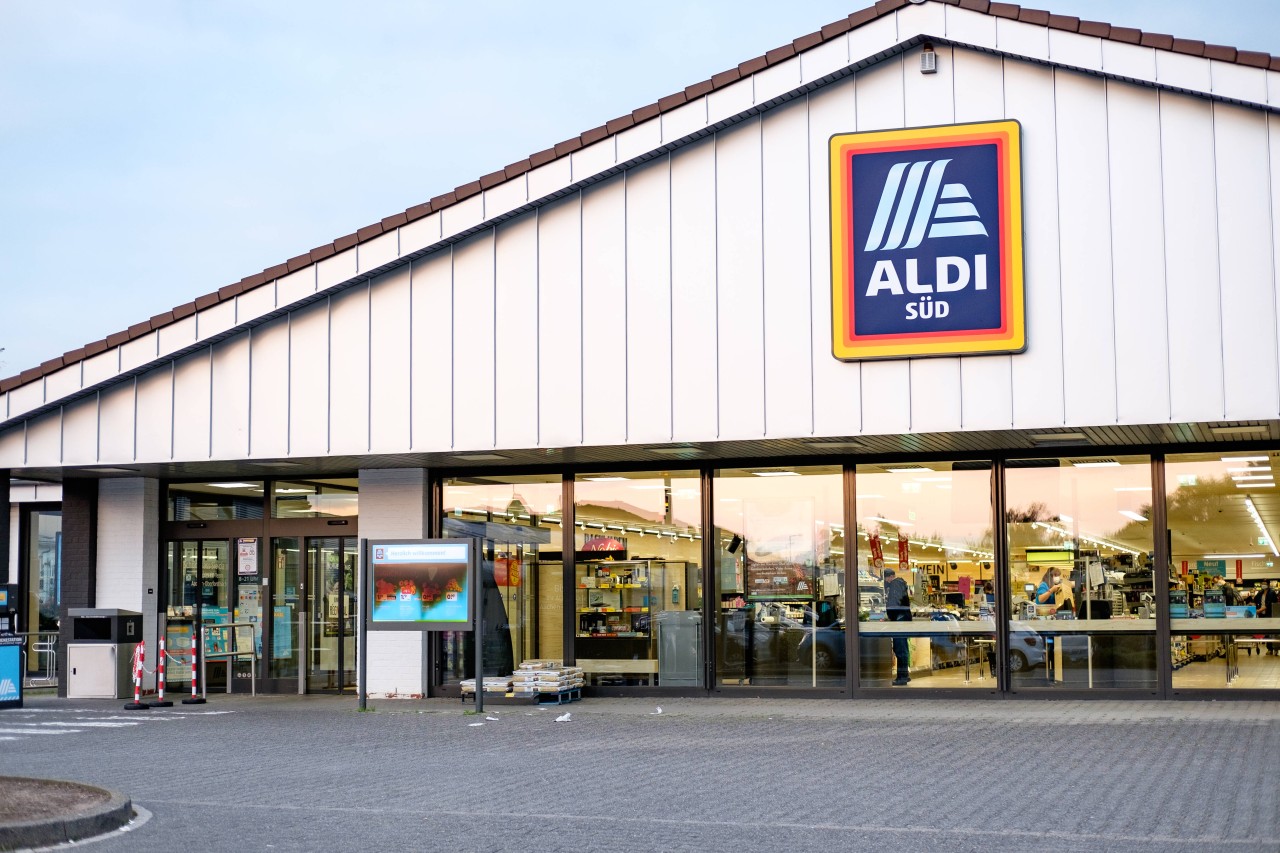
1245;496;1280;557
1223;456;1269;463
1118;510;1148;522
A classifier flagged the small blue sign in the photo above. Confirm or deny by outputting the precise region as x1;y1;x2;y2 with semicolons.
0;644;22;709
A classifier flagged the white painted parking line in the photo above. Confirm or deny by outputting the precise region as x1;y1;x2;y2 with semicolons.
0;728;80;735
40;721;142;728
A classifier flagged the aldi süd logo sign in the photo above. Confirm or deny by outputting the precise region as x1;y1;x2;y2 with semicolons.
830;120;1024;361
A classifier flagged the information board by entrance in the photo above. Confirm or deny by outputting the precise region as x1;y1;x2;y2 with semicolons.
830;120;1025;360
366;539;475;630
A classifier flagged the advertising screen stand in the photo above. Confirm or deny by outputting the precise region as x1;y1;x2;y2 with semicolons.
362;539;477;711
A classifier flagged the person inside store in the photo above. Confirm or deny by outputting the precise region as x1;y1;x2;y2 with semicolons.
1259;581;1279;655
1036;567;1072;612
884;568;912;685
982;581;995;604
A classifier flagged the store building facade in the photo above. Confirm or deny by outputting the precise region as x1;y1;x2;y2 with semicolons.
4;0;1280;700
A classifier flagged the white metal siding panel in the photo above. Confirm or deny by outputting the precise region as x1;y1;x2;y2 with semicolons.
1161;92;1224;421
172;349;212;461
134;365;173;462
618;120;662;165
400;213;442;257
61;395;99;465
119;332;158;373
276;267;316;309
485;175;528;222
210;333;250;460
44;365;81;403
953;49;1014;431
944;3;997;47
1107;83;1171;424
807;78;862;437
358;231;399;274
98;380;135;463
670;137;719;442
157;316;196;358
800;34;850;86
854;58;912;438
707;78;755;126
755;58;801;105
236;284;276;324
905;44;963;436
581;177;628;446
81;351;118;388
1055;70;1117;427
24;411;60;467
1270;71;1280;110
1215;103;1278;419
847;15;899;64
537;195;583;447
715;118;766;440
528;159;573;206
1101;41;1157;81
494;212;540;449
328;283;371;454
1157;51;1211;94
573;138;617;180
248;316;289;458
761;98;813;438
1047;29;1103;73
410;251;453;451
625;157;673;445
662;99;707;144
6;380;42;420
451;231;497;450
1211;61;1267;105
0;427;23;467
442;195;484;241
369;266;413;453
287;300;329;457
996;17;1049;62
196;301;235;341
1007;61;1066;429
317;248;357;290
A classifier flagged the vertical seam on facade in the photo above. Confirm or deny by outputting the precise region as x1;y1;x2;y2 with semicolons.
169;360;175;460
805;92;815;436
366;282;373;452
450;243;457;449
668;150;675;442
759;114;768;436
1003;56;1013;428
1156;90;1172;422
408;258;415;449
714;131;721;438
623;170;630;443
535;206;541;446
579;190;585;445
131;375;138;462
1051;67;1066;425
1103;78;1120;423
206;346;213;459
246;326;254;458
325;297;332;454
1268;113;1280;415
491;227;498;447
285;311;292;455
1210;100;1226;419
58;404;64;464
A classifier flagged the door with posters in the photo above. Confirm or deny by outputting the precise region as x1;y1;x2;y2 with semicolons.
306;537;358;693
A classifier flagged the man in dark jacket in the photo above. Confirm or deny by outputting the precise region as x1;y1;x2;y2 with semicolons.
884;568;912;685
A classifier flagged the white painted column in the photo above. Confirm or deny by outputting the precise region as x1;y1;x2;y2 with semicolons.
96;478;160;691
357;468;430;698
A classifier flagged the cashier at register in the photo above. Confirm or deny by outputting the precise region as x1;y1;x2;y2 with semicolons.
1036;568;1070;607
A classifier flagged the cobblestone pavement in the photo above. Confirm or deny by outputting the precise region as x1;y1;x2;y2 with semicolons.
3;694;1278;852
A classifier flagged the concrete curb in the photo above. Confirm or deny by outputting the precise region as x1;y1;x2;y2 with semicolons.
0;779;132;851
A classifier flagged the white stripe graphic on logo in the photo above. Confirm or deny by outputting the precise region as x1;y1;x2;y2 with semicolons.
864;160;988;251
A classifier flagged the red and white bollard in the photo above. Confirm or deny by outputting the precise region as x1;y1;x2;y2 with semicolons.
182;629;206;705
150;635;173;707
124;640;149;710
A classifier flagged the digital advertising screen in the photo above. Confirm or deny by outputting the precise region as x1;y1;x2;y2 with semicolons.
366;540;474;631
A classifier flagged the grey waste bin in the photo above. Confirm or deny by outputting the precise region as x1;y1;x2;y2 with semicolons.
657;611;701;686
67;608;142;699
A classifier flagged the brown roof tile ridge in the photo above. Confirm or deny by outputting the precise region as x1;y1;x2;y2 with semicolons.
4;0;1278;397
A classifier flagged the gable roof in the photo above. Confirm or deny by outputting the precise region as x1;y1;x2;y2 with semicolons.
3;0;1278;401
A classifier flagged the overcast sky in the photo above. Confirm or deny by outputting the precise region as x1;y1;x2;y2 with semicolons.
3;0;1278;378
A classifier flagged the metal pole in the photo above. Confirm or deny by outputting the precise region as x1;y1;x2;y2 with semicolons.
358;538;368;711
474;541;483;715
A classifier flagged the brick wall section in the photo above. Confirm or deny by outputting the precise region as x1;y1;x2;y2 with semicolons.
357;468;430;698
58;478;98;697
96;478;160;691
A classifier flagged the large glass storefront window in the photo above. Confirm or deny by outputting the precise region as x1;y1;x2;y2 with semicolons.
573;471;702;687
713;466;844;688
168;482;264;521
440;476;563;687
271;480;359;518
23;510;61;633
855;462;995;689
1166;452;1280;691
1005;456;1156;690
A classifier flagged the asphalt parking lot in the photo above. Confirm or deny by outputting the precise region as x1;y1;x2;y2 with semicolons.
2;693;1278;852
